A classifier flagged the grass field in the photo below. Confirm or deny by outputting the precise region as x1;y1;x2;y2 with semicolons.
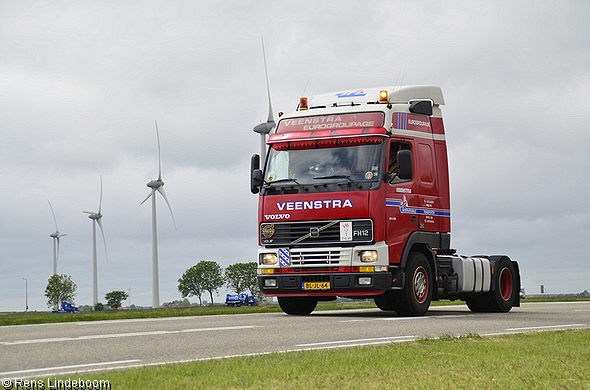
47;329;590;389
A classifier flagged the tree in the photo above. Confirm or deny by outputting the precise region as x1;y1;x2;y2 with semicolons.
105;290;129;309
178;260;224;305
178;265;204;305
45;274;77;310
197;261;224;305
225;262;259;296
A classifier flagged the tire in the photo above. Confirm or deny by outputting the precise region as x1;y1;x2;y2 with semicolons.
374;292;399;311
278;297;318;315
395;252;433;316
465;295;489;312
485;257;517;312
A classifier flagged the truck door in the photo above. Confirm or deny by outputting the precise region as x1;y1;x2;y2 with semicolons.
415;141;440;232
385;140;418;263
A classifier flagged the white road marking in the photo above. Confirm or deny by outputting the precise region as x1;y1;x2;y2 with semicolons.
505;323;586;331
0;360;141;377
0;325;262;345
340;314;472;323
296;335;417;347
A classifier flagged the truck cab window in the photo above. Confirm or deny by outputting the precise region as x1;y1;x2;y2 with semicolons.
388;141;412;183
264;141;383;193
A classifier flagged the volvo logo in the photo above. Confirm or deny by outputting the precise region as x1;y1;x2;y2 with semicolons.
262;224;275;238
310;227;320;238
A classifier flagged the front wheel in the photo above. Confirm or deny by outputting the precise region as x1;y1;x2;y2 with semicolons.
374;292;399;311
396;252;433;316
278;297;318;315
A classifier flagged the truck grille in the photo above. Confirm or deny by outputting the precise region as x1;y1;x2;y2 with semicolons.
288;248;351;267
260;219;373;247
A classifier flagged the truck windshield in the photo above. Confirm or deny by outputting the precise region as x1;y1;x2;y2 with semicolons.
264;142;383;191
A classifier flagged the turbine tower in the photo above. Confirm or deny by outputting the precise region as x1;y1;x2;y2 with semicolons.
141;120;176;308
48;201;66;275
83;176;108;306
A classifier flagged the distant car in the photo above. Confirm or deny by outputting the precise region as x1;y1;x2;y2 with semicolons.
225;294;257;307
52;301;79;313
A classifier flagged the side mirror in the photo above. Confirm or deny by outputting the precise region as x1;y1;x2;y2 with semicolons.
397;150;413;180
409;100;433;116
251;154;263;194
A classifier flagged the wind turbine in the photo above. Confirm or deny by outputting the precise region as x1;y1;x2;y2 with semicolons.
141;120;176;308
253;36;276;162
48;201;67;275
83;176;108;306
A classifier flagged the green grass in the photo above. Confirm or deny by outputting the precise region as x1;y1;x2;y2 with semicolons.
2;298;588;326
0;301;374;326
49;329;590;389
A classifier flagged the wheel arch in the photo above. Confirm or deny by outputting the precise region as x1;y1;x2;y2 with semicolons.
399;232;439;300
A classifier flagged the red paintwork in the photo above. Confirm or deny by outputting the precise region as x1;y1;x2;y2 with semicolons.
258;94;451;296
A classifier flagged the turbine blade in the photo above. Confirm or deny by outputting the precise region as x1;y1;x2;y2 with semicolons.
48;201;59;231
261;36;275;126
83;211;93;214
97;218;109;263
157;186;177;229
155;120;162;181
140;191;153;205
98;175;103;214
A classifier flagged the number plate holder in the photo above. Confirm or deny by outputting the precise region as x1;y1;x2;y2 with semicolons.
302;282;330;290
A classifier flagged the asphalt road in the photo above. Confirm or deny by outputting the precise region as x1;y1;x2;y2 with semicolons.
1;301;589;379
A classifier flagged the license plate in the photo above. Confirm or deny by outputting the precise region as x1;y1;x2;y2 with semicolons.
302;282;330;290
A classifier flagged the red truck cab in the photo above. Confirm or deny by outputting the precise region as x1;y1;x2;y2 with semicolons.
251;85;519;316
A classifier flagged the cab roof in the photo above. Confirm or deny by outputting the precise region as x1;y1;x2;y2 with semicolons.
308;85;444;108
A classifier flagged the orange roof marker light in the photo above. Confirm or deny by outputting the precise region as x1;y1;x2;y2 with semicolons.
299;97;309;110
379;90;388;103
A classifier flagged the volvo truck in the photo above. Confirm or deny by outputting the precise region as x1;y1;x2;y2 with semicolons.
251;85;520;316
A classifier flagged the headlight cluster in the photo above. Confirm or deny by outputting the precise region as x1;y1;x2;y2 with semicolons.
260;253;278;265
359;250;378;263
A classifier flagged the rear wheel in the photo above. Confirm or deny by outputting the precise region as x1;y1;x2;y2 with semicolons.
486;257;517;312
465;295;489;312
396;252;433;316
466;256;517;313
278;297;318;315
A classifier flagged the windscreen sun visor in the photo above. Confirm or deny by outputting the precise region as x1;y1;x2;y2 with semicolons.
268;112;387;149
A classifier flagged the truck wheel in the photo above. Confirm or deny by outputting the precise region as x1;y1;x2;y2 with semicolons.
395;252;432;316
465;295;489;312
486;257;517;312
278;297;317;315
374;292;398;311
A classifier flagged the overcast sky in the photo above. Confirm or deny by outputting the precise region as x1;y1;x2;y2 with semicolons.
1;1;589;312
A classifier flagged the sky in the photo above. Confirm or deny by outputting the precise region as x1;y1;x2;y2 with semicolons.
1;1;589;312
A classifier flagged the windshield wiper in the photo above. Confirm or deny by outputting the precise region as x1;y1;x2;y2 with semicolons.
313;174;363;189
266;178;301;186
313;174;353;182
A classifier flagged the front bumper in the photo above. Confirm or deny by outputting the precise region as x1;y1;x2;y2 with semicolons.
258;272;392;297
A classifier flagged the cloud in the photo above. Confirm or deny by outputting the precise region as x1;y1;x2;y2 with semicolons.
1;1;589;311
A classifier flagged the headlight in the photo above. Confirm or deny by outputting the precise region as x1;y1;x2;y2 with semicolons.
261;253;278;265
359;250;378;263
264;278;278;287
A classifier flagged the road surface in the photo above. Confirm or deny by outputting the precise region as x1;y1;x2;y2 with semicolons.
1;301;588;379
